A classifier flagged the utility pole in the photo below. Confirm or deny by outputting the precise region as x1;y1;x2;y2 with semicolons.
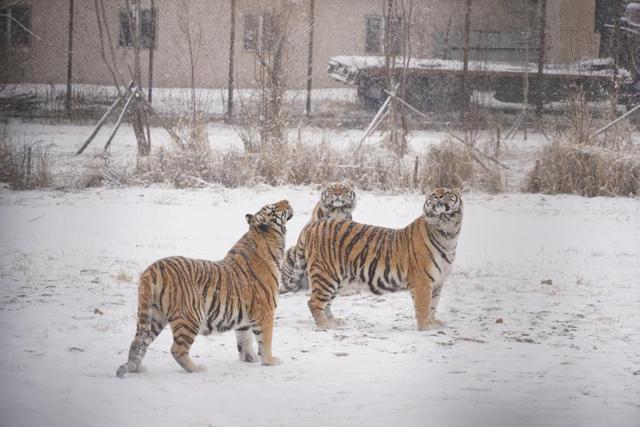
305;0;315;117
65;0;75;113
535;0;547;117
227;0;236;119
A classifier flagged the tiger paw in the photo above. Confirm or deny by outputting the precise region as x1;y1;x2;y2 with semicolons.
330;317;347;327
261;356;282;366
417;319;445;331
192;364;207;373
240;352;259;363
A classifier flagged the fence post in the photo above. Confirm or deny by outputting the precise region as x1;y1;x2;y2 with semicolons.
65;0;75;113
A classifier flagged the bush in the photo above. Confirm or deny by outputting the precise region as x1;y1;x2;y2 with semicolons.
526;91;639;197
526;143;640;197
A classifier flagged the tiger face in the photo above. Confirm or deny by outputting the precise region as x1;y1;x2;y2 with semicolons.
246;200;294;233
320;182;356;212
423;187;462;218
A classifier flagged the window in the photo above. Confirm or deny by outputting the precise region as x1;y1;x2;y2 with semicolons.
119;8;156;48
365;16;403;55
243;13;279;52
0;5;32;48
365;16;382;53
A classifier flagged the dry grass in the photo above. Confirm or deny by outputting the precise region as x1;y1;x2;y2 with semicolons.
0;125;52;190
526;143;640;197
421;140;474;189
526;92;639;197
135;136;415;191
420;138;503;192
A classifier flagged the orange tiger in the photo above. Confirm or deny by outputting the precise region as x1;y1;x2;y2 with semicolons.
291;188;462;330
280;182;356;293
116;200;293;377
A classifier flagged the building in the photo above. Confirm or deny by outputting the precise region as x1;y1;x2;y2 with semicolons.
0;0;602;94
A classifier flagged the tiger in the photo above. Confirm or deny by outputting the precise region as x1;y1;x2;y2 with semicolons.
288;187;462;331
280;182;356;294
115;200;293;378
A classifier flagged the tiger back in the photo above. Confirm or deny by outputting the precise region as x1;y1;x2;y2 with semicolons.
280;182;356;293
116;200;293;377
297;188;462;331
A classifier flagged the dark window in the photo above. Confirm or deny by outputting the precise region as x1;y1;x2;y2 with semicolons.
388;16;403;55
262;14;279;51
365;16;382;53
119;8;156;48
365;16;403;55
243;13;279;52
0;6;31;47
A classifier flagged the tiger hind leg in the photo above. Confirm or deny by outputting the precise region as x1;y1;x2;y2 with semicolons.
235;327;259;363
116;308;166;378
169;318;206;373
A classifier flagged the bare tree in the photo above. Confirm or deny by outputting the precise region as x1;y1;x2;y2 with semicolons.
92;0;150;156
236;0;298;151
177;0;203;141
381;0;413;158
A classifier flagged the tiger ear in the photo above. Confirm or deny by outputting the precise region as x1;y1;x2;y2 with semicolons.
453;187;461;196
245;213;254;225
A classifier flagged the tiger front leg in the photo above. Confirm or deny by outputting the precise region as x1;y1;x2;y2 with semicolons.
428;284;445;328
252;312;281;366
235;327;259;363
410;279;436;331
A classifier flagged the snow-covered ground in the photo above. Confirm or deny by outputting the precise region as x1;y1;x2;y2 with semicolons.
1;186;639;427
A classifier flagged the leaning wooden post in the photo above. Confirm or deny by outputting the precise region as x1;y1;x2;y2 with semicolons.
104;91;137;152
65;0;75;114
75;97;122;155
305;0;316;117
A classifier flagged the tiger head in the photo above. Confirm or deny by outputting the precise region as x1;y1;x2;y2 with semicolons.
423;187;462;218
246;200;294;234
320;182;357;213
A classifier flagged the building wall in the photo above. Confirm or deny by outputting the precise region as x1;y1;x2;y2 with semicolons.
1;0;600;91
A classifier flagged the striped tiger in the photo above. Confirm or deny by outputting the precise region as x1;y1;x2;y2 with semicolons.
280;182;356;294
116;200;293;377
292;187;462;331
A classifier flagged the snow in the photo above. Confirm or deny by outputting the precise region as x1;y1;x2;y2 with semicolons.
1;185;639;427
330;55;632;78
0;84;358;117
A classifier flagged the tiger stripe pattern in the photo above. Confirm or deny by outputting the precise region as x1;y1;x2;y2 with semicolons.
280;182;356;294
293;187;462;330
116;200;293;377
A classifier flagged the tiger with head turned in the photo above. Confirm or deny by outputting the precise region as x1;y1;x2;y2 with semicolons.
116;200;293;377
289;187;462;330
280;182;356;294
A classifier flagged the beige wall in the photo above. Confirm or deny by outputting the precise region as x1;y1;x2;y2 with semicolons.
2;0;600;90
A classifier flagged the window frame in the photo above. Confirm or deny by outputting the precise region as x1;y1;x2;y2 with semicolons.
243;13;279;53
118;7;157;49
0;5;32;48
364;15;404;56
